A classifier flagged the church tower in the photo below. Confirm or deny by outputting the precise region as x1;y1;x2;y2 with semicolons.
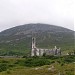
31;37;36;56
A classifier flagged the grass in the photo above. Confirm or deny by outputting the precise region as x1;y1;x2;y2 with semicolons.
0;55;75;75
0;63;74;75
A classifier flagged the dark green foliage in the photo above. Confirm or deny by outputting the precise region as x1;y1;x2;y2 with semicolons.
61;63;64;66
0;60;15;72
51;61;55;63
6;70;11;74
56;55;75;64
43;53;46;57
0;55;74;73
14;58;50;67
22;55;27;58
8;64;15;67
1;60;9;63
44;55;60;59
24;58;50;67
57;60;61;64
0;63;8;72
22;55;75;67
64;55;75;63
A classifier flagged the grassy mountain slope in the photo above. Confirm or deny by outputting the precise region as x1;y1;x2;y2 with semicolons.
0;23;74;56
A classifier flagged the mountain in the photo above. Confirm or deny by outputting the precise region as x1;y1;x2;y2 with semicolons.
0;23;74;56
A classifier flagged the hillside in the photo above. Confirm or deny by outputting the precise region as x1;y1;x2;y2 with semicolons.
0;23;74;56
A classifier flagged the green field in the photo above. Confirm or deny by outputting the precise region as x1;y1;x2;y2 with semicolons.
0;55;75;75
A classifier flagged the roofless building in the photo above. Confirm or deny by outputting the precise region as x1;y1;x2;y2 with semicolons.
31;37;61;56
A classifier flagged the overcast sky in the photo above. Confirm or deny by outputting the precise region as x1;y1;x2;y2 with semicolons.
0;0;74;32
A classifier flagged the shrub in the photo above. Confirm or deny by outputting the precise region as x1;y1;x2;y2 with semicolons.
0;63;8;72
24;58;50;67
61;63;64;66
14;58;51;67
8;64;15;67
1;60;9;63
64;55;75;63
6;70;11;74
51;61;55;63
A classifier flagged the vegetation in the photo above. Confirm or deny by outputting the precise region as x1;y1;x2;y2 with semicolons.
15;58;50;67
0;24;75;56
0;55;74;75
0;24;74;75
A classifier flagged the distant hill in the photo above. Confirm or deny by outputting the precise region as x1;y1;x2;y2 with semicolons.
0;23;75;56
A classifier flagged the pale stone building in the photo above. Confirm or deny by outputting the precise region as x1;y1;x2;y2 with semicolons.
31;37;61;56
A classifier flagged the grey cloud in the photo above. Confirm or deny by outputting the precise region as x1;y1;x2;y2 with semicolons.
0;0;74;32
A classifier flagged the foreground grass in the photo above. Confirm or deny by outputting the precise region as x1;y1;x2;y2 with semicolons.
0;55;75;75
0;63;74;75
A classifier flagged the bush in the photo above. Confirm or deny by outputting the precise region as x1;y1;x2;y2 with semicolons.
61;63;64;66
1;60;9;63
0;63;8;72
57;60;61;63
14;58;51;67
6;70;11;74
51;61;55;63
8;64;15;67
64;55;75;63
24;58;50;67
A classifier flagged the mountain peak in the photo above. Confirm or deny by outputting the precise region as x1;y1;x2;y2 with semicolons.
0;23;74;56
